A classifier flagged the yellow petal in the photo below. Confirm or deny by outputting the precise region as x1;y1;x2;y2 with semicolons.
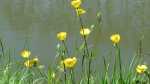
80;28;91;36
24;60;33;68
20;50;31;58
32;57;39;66
71;0;81;8
110;34;121;44
76;8;86;16
136;64;148;74
63;57;77;69
24;58;39;68
57;32;67;41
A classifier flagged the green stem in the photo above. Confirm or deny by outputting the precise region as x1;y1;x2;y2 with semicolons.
77;8;91;84
145;71;150;84
116;44;123;84
81;42;86;73
61;40;69;84
81;53;86;72
87;53;92;84
78;10;87;72
103;55;108;84
60;45;67;84
0;38;4;58
111;46;117;83
62;41;69;57
61;55;67;84
71;69;75;84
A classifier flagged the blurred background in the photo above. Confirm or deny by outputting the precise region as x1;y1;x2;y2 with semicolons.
0;0;150;71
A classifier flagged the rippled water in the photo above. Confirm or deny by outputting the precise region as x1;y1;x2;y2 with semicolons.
0;0;150;68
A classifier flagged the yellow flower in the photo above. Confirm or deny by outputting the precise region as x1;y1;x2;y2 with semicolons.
136;65;148;74
24;60;33;68
80;28;91;36
110;34;121;44
57;32;67;41
71;0;81;8
76;8;86;16
24;58;39;68
20;50;31;58
32;57;39;66
63;57;77;69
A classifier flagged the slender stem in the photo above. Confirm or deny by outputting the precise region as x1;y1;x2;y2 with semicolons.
87;53;92;84
81;53;85;72
63;58;67;84
103;55;108;84
71;69;75;84
138;38;142;58
145;71;150;84
116;44;123;84
0;38;4;58
111;45;117;83
77;10;92;84
62;41;69;57
78;11;87;73
81;28;91;84
60;41;67;84
137;36;144;64
61;40;69;84
61;54;67;84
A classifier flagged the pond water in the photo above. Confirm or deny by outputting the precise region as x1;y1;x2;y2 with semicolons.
0;0;150;69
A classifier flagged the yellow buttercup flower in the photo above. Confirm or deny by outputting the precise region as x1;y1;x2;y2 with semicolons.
80;28;91;36
20;50;31;58
24;60;33;68
57;32;67;41
24;58;39;68
71;0;81;8
63;57;77;69
136;65;148;74
76;8;86;16
110;34;121;44
32;57;39;66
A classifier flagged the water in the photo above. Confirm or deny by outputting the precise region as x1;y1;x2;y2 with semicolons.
0;0;150;68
